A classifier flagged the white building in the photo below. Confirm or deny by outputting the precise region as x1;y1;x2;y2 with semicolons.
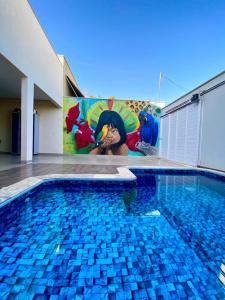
0;0;83;161
160;71;225;172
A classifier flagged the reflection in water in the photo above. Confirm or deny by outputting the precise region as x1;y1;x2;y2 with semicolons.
122;188;137;211
152;225;156;240
219;262;225;287
126;172;225;286
123;175;157;215
145;210;160;217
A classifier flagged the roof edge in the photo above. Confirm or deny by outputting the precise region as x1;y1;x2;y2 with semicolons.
163;69;225;110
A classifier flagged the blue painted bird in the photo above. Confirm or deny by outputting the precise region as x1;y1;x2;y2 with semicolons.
139;111;158;146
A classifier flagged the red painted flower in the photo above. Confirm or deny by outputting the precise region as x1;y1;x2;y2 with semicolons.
65;103;80;133
75;121;95;150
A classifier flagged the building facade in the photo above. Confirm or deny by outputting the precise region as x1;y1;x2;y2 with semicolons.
0;0;83;161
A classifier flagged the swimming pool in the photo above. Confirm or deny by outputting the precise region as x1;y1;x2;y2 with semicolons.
0;169;224;299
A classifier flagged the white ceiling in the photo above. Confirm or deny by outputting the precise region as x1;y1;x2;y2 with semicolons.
0;54;52;101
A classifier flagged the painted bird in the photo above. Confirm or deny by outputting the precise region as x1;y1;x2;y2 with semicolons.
139;111;158;146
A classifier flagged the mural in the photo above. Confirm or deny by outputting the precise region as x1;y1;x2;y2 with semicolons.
63;97;161;156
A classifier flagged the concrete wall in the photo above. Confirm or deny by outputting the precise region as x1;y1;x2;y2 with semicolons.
200;86;225;171
0;99;63;154
0;0;63;106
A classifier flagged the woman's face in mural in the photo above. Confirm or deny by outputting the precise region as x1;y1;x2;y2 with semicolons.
101;124;121;147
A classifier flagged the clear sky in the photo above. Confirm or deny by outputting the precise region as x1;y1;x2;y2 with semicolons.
30;0;225;103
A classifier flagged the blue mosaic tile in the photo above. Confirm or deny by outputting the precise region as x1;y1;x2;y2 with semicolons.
0;174;224;299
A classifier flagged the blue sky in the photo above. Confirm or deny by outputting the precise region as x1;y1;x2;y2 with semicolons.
30;0;225;102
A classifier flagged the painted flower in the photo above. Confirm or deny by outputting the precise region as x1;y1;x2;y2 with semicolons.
65;103;80;133
75;121;95;150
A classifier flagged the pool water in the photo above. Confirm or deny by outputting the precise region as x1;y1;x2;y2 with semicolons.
0;171;224;299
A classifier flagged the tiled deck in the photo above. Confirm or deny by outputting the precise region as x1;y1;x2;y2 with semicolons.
0;164;118;189
0;154;189;188
0;164;118;188
0;154;188;170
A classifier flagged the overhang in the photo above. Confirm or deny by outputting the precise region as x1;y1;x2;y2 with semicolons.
0;54;59;105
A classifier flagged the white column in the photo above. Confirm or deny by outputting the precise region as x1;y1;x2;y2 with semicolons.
21;77;34;161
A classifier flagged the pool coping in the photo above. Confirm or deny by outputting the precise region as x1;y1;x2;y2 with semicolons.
0;165;225;208
0;167;136;207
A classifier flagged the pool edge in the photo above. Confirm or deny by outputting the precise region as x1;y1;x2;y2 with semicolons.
0;166;225;208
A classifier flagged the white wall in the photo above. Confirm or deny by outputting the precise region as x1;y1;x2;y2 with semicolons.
161;71;225;170
0;0;63;106
0;99;63;154
185;103;201;165
159;116;169;158
168;112;177;161
160;102;200;166
200;86;225;171
35;101;63;154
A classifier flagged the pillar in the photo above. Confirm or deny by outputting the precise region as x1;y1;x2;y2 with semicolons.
21;77;34;161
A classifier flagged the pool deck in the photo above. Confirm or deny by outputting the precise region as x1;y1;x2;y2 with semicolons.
0;154;189;188
0;154;191;204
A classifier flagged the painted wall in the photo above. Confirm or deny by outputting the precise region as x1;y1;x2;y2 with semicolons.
0;99;63;154
0;0;63;106
63;97;161;156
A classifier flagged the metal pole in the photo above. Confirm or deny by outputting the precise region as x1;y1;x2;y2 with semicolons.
157;72;162;101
